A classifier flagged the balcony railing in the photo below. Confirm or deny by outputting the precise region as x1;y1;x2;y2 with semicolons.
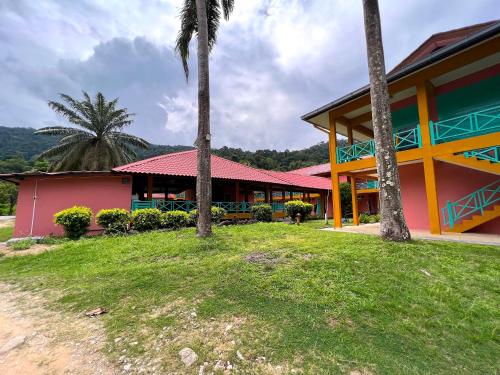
463;146;500;163
441;179;499;229
430;105;500;144
131;200;288;213
356;180;379;190
336;126;421;164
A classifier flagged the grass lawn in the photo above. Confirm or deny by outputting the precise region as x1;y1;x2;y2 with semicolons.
0;221;498;374
0;224;13;242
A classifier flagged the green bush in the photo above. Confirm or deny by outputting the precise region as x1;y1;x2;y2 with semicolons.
96;208;131;234
250;204;272;222
131;208;162;231
161;211;189;229
188;206;227;225
54;206;93;239
359;213;370;224
372;213;381;223
284;200;314;222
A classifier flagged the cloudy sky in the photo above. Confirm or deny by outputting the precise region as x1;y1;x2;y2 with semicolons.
1;1;498;150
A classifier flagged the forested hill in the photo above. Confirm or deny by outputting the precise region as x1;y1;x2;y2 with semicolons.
0;126;343;172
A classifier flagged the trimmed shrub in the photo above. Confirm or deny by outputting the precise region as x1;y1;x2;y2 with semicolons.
250;204;272;222
54;206;93;239
284;200;314;222
188;206;227;226
161;211;189;229
359;213;370;224
211;206;227;223
372;213;381;223
96;208;131;234
131;208;162;231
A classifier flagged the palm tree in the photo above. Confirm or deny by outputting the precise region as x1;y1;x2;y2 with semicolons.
176;0;234;237
362;0;411;241
35;92;149;171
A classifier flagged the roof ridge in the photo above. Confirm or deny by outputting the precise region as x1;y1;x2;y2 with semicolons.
114;149;196;171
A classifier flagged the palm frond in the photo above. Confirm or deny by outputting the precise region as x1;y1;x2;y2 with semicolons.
207;0;222;51
221;0;234;20
175;0;197;80
35;126;83;136
109;132;150;149
37;140;81;160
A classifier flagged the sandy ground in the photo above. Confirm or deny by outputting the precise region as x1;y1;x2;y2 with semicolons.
0;243;56;257
0;282;118;375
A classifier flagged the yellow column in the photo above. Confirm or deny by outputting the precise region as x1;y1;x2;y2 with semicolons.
417;81;441;234
328;112;342;228
350;176;359;225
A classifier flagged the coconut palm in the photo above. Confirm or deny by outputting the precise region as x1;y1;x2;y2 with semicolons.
175;0;234;237
362;0;411;241
35;92;149;171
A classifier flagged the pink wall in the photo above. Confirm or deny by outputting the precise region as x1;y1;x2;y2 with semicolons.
399;162;499;234
14;174;132;238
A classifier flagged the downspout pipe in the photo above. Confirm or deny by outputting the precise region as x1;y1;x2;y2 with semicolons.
29;179;38;237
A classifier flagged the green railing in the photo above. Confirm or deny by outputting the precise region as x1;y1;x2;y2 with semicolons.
463;146;500;163
430;105;500;144
441;179;500;229
336;126;421;163
356;180;379;190
131;200;286;213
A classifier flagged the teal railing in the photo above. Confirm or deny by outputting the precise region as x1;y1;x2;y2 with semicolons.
430;105;500;144
131;200;286;213
356;180;379;190
441;179;500;229
336;126;421;164
463;146;500;163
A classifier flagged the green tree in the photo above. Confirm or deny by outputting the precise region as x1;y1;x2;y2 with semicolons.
0;182;17;215
176;0;235;237
362;0;410;241
35;92;149;171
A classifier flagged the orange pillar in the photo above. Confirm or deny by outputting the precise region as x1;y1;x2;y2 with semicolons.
329;112;342;228
417;81;441;234
350;176;359;225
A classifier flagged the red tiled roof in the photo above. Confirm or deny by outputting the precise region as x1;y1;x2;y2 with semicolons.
290;163;331;176
390;20;498;74
113;150;331;190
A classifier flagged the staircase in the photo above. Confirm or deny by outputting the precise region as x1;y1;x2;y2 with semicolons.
435;146;500;175
441;179;500;233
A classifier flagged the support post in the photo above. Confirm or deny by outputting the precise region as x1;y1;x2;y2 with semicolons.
329;112;342;228
235;181;240;212
350;176;359;225
417;81;441;234
265;187;271;204
147;175;153;201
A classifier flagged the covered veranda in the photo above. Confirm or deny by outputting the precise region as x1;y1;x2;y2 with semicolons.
113;150;332;220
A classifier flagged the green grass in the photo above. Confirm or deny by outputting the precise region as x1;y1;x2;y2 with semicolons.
0;222;498;374
10;238;35;251
0;225;13;242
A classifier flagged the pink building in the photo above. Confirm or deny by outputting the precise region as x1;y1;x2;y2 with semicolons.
301;21;500;235
1;151;332;238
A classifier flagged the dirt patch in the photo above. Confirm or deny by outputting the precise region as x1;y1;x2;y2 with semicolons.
0;243;55;257
0;282;118;375
245;252;282;265
0;219;14;229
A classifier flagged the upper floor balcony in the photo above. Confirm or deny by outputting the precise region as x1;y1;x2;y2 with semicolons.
335;104;500;164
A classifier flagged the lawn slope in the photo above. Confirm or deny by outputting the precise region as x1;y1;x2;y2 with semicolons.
0;222;498;374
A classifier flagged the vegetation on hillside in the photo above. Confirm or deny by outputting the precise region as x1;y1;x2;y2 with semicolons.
1;126;344;172
0;223;497;373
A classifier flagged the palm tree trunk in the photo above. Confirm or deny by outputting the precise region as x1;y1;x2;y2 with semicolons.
362;0;411;241
195;0;212;237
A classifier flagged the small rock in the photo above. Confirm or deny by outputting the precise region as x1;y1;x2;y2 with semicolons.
85;307;107;317
179;347;198;367
214;360;225;370
191;311;197;318
114;337;122;343
420;269;432;277
236;350;245;361
123;363;132;371
225;324;233;333
0;335;26;354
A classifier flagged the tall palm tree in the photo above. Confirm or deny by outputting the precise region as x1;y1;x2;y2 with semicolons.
36;92;149;171
362;0;411;241
176;0;234;237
